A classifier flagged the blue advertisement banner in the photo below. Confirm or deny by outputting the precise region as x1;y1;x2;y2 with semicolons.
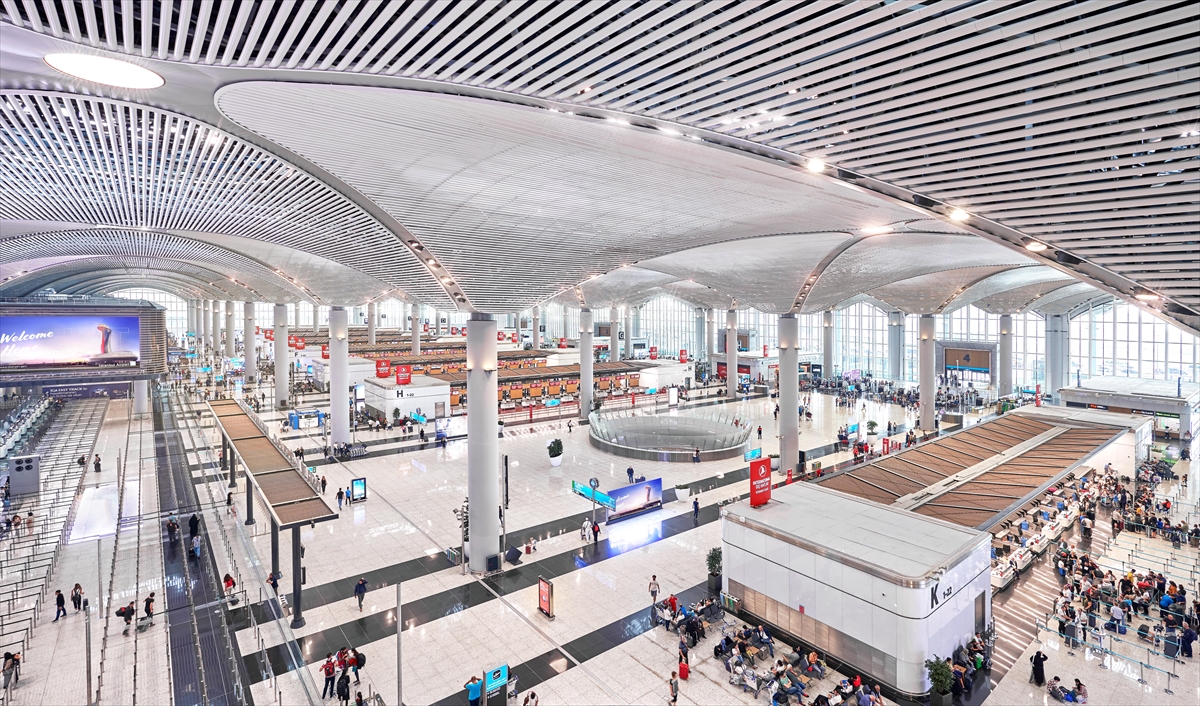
607;478;663;521
0;315;140;369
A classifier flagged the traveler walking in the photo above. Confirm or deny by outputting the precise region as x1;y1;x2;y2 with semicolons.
337;488;345;510
692;447;700;463
188;513;200;540
757;426;763;440
627;466;635;484
581;518;590;541
321;476;328;494
667;671;679;705
119;600;136;635
692;498;700;520
649;575;660;607
591;521;600;545
354;578;368;612
321;655;337;698
71;584;83;612
191;534;202;561
93;454;101;473
144;592;155;623
52;590;66;621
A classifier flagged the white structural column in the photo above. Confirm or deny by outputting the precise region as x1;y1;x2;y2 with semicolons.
202;300;211;351
329;307;350;445
411;305;422;356
273;304;289;409
822;310;835;379
212;302;222;357
466;313;500;573
998;314;1014;397
244;301;256;383
695;308;706;361
1045;314;1069;403
531;306;541;349
888;311;905;381
187;300;195;338
132;379;149;416
367;302;377;345
610;308;620;362
623;308;633;360
224;301;236;358
779;314;800;473
580;309;594;419
403;302;411;332
919;314;937;431
706;309;716;372
726;309;738;400
314;304;322;335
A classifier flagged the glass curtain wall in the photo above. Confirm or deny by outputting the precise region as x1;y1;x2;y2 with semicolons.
901;308;1043;388
836;303;889;375
1071;301;1199;383
110;287;187;337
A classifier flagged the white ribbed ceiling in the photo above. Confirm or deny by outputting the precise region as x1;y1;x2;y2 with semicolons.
0;92;449;306
0;0;1195;330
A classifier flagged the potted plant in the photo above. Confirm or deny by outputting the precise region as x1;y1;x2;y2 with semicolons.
547;438;564;467
768;453;781;471
924;656;954;706
706;547;723;594
865;420;880;447
391;407;401;424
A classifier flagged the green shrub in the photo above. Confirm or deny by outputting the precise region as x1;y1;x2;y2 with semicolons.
706;547;722;576
547;439;564;458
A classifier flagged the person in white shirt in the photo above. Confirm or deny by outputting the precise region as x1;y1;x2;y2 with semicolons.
1110;604;1125;624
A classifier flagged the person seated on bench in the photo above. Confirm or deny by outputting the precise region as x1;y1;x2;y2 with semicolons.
753;624;775;658
804;651;826;679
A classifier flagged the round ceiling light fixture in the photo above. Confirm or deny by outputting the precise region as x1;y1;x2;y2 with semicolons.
44;53;165;89
948;208;970;222
1022;238;1048;252
806;158;827;173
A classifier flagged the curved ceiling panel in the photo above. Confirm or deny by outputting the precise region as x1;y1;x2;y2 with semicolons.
216;83;927;313
974;280;1083;315
0;256;247;299
867;266;1019;315
0;92;449;307
803;233;1034;313
943;266;1075;314
637;232;852;314
1033;284;1115;316
1;229;310;302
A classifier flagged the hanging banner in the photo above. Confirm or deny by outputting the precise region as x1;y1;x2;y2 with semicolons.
649;346;658;360
1035;383;1042;407
287;335;296;349
496;331;506;342
375;359;391;378
321;344;329;360
750;458;772;507
558;338;567;349
764;344;768;357
679;349;688;363
882;437;890;454
395;365;412;385
423;322;429;333
510;332;518;342
451;327;459;335
295;337;306;351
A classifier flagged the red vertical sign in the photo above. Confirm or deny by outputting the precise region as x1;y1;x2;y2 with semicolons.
395;365;412;385
1035;384;1042;407
750;458;772;507
882;437;890;454
321;344;329;359
295;337;306;351
679;349;688;363
375;359;391;378
287;335;296;349
649;346;658;360
764;344;768;357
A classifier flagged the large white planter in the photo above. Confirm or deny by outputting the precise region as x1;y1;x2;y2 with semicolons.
866;433;879;448
550;455;563;467
770;457;781;471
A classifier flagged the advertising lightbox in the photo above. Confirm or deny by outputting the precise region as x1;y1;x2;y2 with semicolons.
0;315;140;369
607;478;663;522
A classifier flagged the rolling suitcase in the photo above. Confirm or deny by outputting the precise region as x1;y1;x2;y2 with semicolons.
679;662;689;680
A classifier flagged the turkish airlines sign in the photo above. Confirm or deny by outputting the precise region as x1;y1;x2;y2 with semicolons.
395;365;412;385
749;458;772;507
375;359;391;378
679;349;688;363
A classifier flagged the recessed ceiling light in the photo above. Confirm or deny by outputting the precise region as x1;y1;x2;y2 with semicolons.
1024;240;1048;252
44;53;164;89
1134;292;1160;301
948;208;970;221
862;226;892;235
806;159;826;173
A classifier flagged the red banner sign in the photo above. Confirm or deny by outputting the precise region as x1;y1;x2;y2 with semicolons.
764;344;769;357
1035;383;1042;406
510;332;517;342
395;365;412;385
295;337;306;351
255;326;260;335
265;329;273;341
558;338;567;349
679;349;688;363
423;322;429;333
375;359;391;378
451;327;459;335
750;458;772;507
321;344;329;360
287;335;296;349
649;346;658;360
882;437;890;454
497;331;506;341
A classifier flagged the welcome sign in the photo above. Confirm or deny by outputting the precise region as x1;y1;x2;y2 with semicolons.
0;315;140;369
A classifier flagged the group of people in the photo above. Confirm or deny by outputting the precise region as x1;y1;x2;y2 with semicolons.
319;647;367;704
1030;651;1089;703
946;634;990;698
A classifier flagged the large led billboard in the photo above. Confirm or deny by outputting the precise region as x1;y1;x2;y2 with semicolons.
944;348;991;374
0;315;141;369
607;478;663;522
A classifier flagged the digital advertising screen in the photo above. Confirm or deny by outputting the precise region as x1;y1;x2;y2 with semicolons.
944;348;991;373
570;480;616;511
0;315;140;369
350;478;367;502
607;478;663;522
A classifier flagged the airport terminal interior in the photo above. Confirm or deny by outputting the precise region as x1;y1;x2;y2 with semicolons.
1;2;1199;706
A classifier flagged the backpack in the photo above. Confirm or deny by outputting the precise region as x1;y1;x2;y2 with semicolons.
116;606;128;618
322;662;336;677
356;652;366;668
